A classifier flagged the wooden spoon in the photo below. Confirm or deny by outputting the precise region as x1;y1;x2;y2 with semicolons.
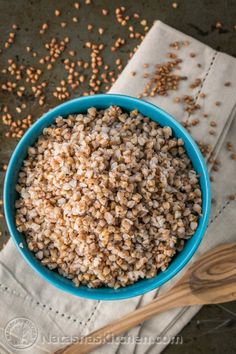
55;243;236;354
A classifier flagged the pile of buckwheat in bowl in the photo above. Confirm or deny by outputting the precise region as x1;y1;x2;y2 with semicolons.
15;106;202;289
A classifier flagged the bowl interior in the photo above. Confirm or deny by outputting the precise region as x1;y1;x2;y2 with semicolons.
4;94;211;300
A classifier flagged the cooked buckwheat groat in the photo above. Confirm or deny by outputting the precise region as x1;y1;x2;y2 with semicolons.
15;106;202;288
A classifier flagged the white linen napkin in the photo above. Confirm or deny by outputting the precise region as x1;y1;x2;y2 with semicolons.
0;21;235;354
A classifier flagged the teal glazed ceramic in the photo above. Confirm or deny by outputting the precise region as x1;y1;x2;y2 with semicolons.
4;94;211;300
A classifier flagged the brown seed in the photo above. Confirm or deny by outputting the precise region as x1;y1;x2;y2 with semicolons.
61;22;67;28
231;153;236;160
172;2;178;8
98;27;104;35
226;142;233;151
191;118;200;126
140;19;147;26
211;198;216;204
55;9;61;16
115;58;121;65
215;101;221;106
79;75;85;83
39;97;45;106
189;78;202;89
224;81;231;87
190;52;196;58
102;9;108;15
228;194;235;201
215;21;222;29
210;121;217;127
199;93;206;98
174;96;180;103
42;23;48;30
132;13;139;19
167;52;178;59
72;17;78;22
209;129;216;136
74;2;80;9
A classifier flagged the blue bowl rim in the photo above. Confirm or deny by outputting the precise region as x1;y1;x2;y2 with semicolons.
3;93;211;300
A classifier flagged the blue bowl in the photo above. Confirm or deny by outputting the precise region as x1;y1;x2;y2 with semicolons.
4;94;211;300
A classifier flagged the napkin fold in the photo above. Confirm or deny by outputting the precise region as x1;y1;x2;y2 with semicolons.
0;21;236;354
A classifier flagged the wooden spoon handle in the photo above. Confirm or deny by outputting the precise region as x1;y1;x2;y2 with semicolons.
55;287;192;354
55;243;236;354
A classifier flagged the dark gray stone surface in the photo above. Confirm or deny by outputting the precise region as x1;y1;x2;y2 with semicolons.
0;0;235;353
